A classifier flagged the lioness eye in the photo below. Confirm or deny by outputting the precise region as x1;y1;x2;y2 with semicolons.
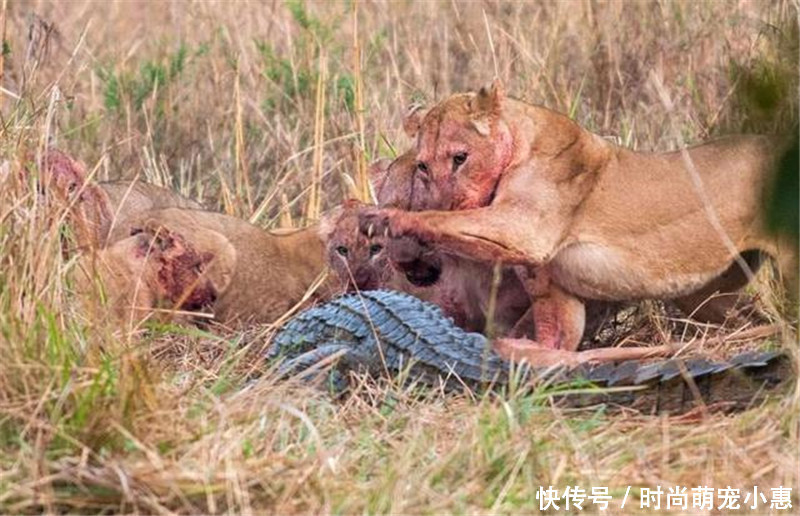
453;152;468;167
417;161;429;174
369;243;383;257
336;246;349;257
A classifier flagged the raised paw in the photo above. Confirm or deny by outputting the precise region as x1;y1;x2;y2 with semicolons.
387;234;430;264
357;206;393;239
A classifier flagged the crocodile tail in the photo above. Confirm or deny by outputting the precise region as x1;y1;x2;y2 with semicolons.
547;350;791;412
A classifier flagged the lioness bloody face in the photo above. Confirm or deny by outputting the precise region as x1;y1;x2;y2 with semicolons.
410;80;514;210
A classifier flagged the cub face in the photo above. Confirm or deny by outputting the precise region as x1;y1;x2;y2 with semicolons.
321;201;392;291
404;80;514;210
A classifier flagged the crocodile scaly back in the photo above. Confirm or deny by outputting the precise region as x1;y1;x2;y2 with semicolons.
270;290;508;388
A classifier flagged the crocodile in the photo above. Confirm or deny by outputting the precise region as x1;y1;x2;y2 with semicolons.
268;290;792;412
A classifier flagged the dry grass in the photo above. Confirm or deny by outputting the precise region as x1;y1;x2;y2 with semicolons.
0;0;798;513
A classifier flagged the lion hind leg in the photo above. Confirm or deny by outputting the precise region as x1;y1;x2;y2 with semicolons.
673;250;764;324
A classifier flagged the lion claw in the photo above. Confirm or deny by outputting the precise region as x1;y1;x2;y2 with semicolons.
357;208;391;238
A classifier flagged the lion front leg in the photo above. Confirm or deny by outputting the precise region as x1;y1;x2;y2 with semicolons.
359;204;556;267
513;265;585;350
482;265;585;366
497;266;679;366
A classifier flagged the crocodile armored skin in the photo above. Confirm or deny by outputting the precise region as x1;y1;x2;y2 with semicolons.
269;290;508;390
268;290;791;411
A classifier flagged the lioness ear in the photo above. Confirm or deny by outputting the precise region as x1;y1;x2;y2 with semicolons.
469;79;505;136
367;158;392;191
198;232;237;295
403;104;428;138
471;78;505;115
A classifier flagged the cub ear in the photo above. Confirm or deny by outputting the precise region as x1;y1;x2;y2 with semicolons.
403;103;429;139
318;205;345;241
367;158;392;191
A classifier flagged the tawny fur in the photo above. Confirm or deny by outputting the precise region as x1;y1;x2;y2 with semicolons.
77;207;336;327
73;232;167;326
99;181;203;244
362;80;794;363
38;148;203;250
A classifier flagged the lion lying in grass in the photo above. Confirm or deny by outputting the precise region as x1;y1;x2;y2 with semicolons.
74;208;337;326
38;149;203;251
37;149;337;326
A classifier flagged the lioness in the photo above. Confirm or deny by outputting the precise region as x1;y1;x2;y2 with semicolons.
75;207;337;326
38;149;203;250
344;152;656;367
361;80;794;363
369;149;638;356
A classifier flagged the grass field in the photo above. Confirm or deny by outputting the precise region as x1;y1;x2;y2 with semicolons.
1;0;798;513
